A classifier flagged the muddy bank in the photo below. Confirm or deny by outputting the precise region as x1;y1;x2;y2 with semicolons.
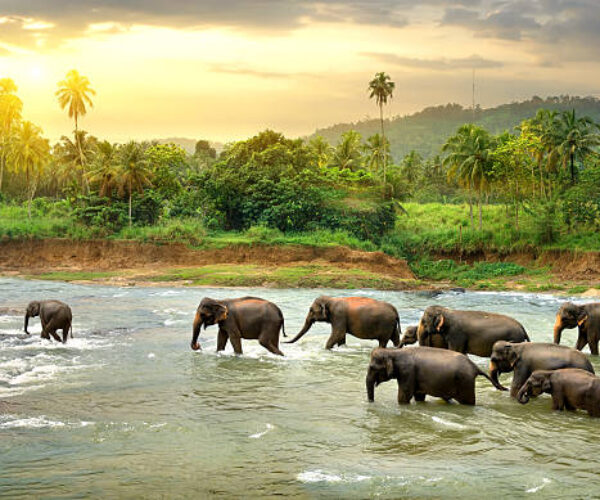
0;238;414;279
433;249;600;281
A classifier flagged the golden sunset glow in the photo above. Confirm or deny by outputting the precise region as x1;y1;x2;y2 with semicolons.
1;1;599;142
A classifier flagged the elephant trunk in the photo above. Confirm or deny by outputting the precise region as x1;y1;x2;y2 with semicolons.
284;315;314;344
191;312;202;351
24;313;30;334
553;314;564;344
517;383;530;404
489;360;506;391
366;372;377;402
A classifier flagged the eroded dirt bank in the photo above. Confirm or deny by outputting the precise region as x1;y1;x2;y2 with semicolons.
0;238;414;281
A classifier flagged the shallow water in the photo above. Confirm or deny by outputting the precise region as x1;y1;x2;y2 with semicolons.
1;278;599;498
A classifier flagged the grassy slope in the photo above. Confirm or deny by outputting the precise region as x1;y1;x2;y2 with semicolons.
2;202;599;291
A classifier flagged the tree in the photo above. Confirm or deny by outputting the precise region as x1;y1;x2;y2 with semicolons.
331;130;363;171
0;78;23;192
116;141;153;226
555;109;600;184
400;150;423;185
443;124;494;230
307;135;333;168
54;131;98;194
368;72;395;197
364;133;391;174
8;121;49;218
88;141;119;197
56;70;95;176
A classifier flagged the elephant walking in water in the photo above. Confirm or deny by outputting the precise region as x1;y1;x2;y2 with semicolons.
517;368;600;417
417;306;529;357
191;297;286;355
286;296;401;349
554;302;600;355
366;347;506;405
24;300;73;343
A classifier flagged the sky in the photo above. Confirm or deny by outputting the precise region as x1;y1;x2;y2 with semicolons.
0;0;599;143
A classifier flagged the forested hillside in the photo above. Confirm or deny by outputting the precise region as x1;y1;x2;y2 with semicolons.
314;96;600;161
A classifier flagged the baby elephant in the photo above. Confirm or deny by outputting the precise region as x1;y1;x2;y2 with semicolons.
517;368;600;417
24;300;73;343
398;325;447;349
366;346;506;405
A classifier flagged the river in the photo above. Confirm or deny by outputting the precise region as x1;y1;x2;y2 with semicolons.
1;278;599;498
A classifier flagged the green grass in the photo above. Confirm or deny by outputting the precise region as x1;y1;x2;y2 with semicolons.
27;270;118;281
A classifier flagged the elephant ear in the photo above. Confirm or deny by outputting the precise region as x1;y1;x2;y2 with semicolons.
435;314;445;332
385;357;394;377
577;309;589;326
506;348;519;368
541;378;552;392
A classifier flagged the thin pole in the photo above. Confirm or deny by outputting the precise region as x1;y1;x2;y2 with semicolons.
472;68;475;122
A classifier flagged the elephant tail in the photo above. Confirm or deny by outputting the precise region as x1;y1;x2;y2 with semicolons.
70;323;74;339
477;367;507;391
277;306;287;338
522;327;530;342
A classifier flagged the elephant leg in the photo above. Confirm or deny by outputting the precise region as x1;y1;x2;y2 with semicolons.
258;332;284;356
229;335;243;355
575;334;588;352
589;337;599;356
41;319;60;342
378;337;389;348
336;336;346;347
216;329;228;352
325;331;345;350
390;329;400;348
457;386;476;406
414;392;426;402
49;330;62;343
510;365;530;399
62;327;69;343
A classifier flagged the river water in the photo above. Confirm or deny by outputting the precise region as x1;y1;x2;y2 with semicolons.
1;278;599;498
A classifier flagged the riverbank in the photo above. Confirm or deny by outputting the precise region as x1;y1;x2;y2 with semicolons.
1;238;599;295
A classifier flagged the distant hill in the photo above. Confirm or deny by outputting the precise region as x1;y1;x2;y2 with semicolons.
313;96;600;162
155;137;224;155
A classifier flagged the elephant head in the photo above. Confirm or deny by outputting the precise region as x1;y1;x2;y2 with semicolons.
517;371;552;404
417;306;447;347
191;298;228;351
285;296;331;344
24;301;41;334
366;348;395;402
399;325;418;348
489;340;518;390
554;302;587;344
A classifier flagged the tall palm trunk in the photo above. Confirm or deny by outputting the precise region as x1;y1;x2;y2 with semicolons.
478;189;483;231
468;184;474;229
128;180;132;227
539;158;545;199
0;154;5;192
514;179;519;231
380;102;386;199
570;151;575;184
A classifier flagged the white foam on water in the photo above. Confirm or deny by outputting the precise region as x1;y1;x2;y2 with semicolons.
0;415;94;429
148;352;156;359
431;416;467;430
249;423;274;439
526;478;551;493
297;470;372;484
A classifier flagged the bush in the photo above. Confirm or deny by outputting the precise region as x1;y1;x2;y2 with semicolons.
72;195;128;233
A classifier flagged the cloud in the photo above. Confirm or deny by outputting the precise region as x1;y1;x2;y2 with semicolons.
208;64;316;79
362;52;503;70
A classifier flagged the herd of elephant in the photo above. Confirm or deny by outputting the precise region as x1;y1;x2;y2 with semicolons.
22;296;600;417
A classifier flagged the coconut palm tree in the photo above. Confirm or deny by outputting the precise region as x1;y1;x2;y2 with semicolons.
307;135;333;168
331;130;363;171
54;131;98;194
55;70;95;175
555;110;600;184
0;78;23;192
8;121;50;218
116;141;153;226
88;141;120;197
368;72;395;196
443;124;494;230
364;133;390;174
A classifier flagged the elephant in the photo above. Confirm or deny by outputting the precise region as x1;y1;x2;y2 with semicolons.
553;302;600;355
286;296;400;349
24;300;73;343
366;346;506;405
191;296;286;355
489;341;595;398
417;306;529;357
398;324;447;348
517;368;600;417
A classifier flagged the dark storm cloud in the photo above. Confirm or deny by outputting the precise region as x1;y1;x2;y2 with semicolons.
363;52;503;70
441;0;600;61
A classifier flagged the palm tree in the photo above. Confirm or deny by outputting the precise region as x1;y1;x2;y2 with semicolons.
307;135;332;168
8;121;49;218
400;150;423;185
55;70;95;175
54;131;98;194
0;78;23;192
555;110;600;184
116;141;153;226
443;124;494;230
88;141;119;197
364;133;390;174
331;130;363;171
368;72;395;196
